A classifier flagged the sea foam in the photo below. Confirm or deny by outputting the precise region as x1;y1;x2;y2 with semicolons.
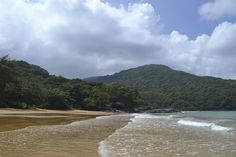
177;119;233;131
98;140;109;157
132;113;174;120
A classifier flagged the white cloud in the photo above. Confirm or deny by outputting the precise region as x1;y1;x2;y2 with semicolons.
0;0;236;79
164;22;236;78
199;0;236;20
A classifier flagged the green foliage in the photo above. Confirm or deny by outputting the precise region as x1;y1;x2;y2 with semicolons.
0;55;15;105
20;80;48;107
83;97;97;110
18;102;28;109
2;56;236;111
107;83;143;110
45;89;73;110
86;64;236;111
0;56;143;111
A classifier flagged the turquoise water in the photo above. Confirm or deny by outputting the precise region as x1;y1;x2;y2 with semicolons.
179;111;236;120
175;111;236;131
99;111;236;157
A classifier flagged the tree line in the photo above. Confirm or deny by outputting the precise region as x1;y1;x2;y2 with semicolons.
0;56;143;111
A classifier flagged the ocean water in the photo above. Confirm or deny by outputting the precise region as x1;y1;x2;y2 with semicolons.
99;111;236;157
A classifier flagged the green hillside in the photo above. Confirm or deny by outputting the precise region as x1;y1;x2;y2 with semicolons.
85;64;236;110
0;56;143;111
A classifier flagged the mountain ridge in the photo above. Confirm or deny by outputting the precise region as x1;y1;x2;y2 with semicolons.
85;64;228;82
85;64;236;110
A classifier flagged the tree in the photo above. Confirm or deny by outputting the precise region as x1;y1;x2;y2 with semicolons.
67;83;91;109
45;89;73;110
107;83;144;111
20;80;47;107
0;55;15;105
83;97;97;110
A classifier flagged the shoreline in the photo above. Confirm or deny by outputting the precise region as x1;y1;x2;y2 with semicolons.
0;108;116;133
0;110;131;157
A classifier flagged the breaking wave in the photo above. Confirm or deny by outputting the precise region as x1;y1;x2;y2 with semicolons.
177;119;233;131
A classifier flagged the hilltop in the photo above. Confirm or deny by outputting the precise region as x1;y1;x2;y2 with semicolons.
85;64;236;110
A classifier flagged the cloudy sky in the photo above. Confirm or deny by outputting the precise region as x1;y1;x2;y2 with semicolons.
0;0;236;79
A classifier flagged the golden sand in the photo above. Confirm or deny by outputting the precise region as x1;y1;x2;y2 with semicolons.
0;109;130;157
0;108;115;132
0;108;114;116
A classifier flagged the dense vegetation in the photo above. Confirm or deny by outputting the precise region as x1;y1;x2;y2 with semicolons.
0;56;143;111
2;55;236;111
86;64;236;110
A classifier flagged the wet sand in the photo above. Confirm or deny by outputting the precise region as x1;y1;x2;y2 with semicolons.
0;109;131;157
100;114;236;157
0;109;114;132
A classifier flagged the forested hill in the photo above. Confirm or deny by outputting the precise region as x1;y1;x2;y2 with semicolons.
85;64;236;110
0;56;143;111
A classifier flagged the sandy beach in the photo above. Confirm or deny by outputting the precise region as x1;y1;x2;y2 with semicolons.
0;108;115;132
0;109;131;157
0;108;115;116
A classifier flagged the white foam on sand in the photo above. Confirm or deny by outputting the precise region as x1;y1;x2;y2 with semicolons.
95;115;115;119
99;114;235;157
98;114;134;157
99;113;175;156
130;113;174;122
177;119;233;131
98;140;109;157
